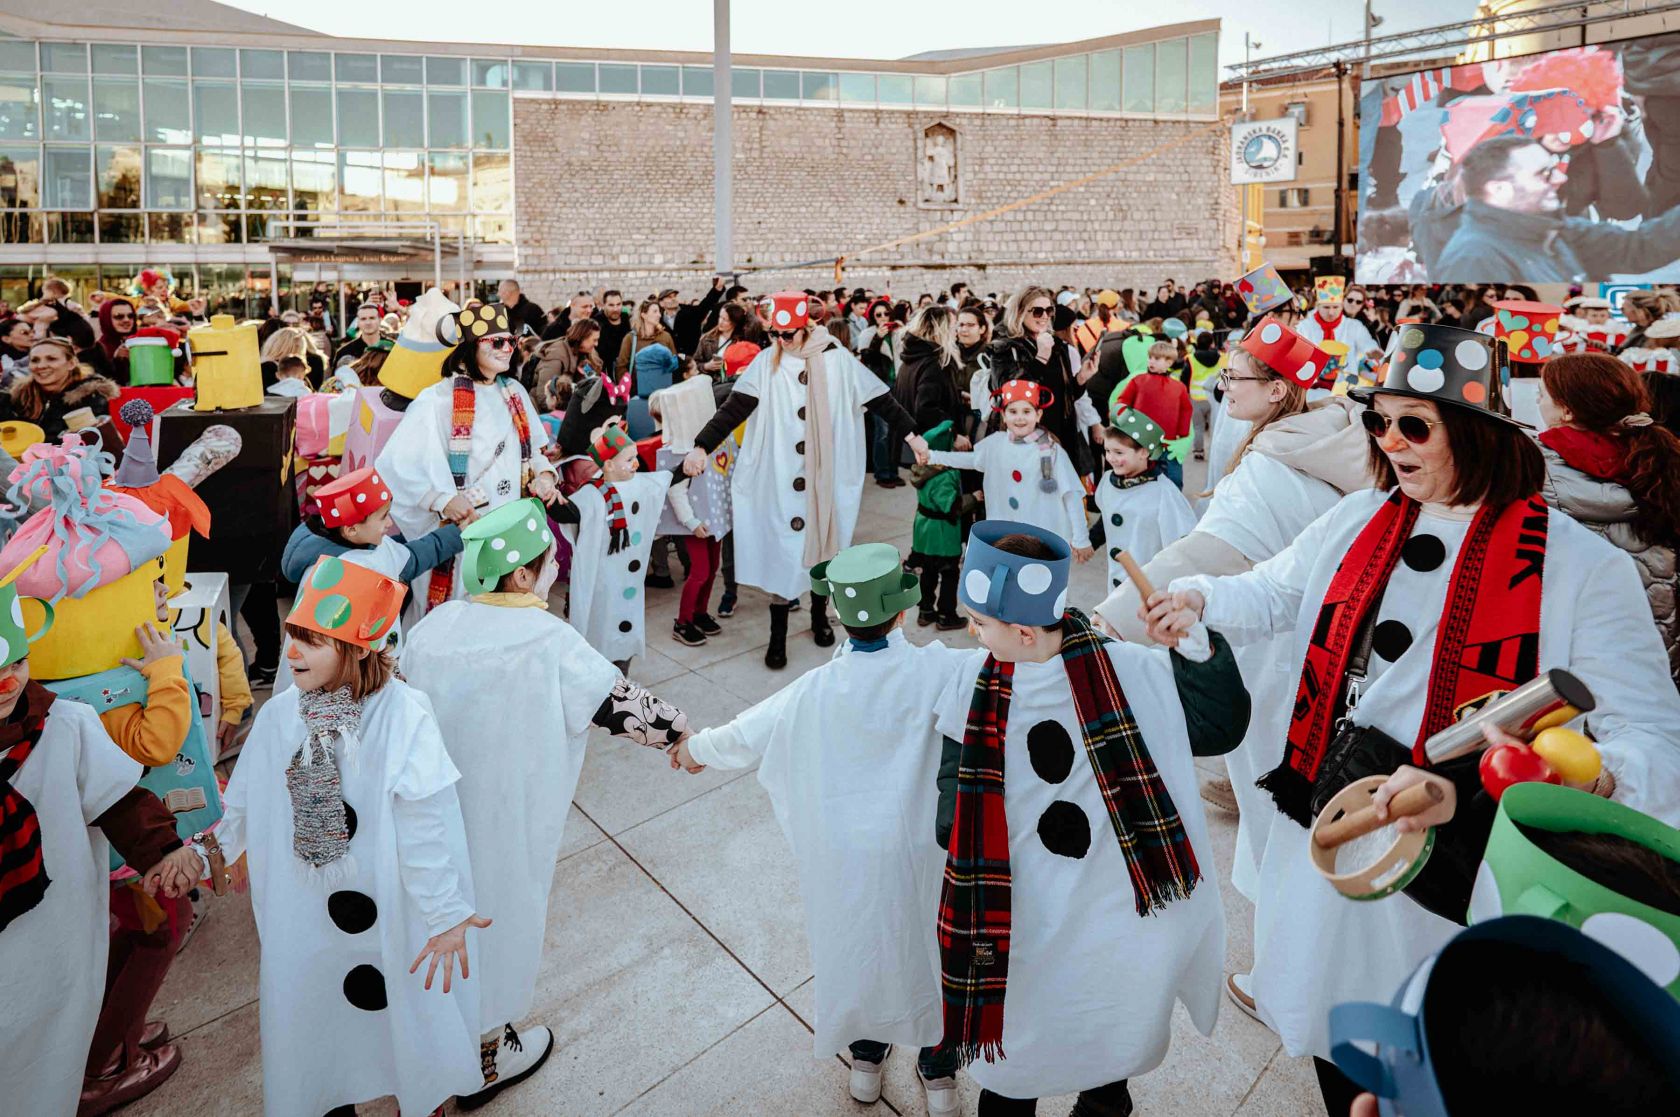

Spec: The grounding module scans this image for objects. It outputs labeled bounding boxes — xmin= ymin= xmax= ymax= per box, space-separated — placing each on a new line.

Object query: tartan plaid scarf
xmin=426 ymin=375 xmax=534 ymax=609
xmin=1259 ymin=491 xmax=1547 ymax=826
xmin=939 ymin=610 xmax=1202 ymax=1062
xmin=0 ymin=683 xmax=56 ymax=934
xmin=589 ymin=475 xmax=631 ymax=554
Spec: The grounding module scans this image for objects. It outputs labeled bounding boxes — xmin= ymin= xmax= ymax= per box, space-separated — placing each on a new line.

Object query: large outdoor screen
xmin=1355 ymin=31 xmax=1680 ymax=285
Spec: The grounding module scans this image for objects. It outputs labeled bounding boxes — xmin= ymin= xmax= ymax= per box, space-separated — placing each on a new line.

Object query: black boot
xmin=765 ymin=603 xmax=790 ymax=669
xmin=809 ymin=591 xmax=835 ymax=647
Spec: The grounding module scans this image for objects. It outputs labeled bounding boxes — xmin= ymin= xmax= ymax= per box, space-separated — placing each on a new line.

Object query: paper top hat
xmin=0 ymin=421 xmax=44 ymax=459
xmin=590 ymin=424 xmax=635 ymax=467
xmin=113 ymin=400 xmax=160 ymax=487
xmin=994 ymin=379 xmax=1053 ymax=410
xmin=1315 ymin=276 xmax=1346 ymax=303
xmin=1492 ymin=300 xmax=1564 ymax=364
xmin=959 ymin=520 xmax=1071 ymax=627
xmin=1109 ymin=405 xmax=1167 ymax=459
xmin=810 ymin=542 xmax=920 ymax=628
xmin=287 ymin=554 xmax=406 ymax=650
xmin=1469 ymin=782 xmax=1680 ymax=996
xmin=0 ymin=545 xmax=54 ymax=669
xmin=462 ymin=497 xmax=554 ymax=596
xmin=1330 ymin=915 xmax=1680 ymax=1117
xmin=1239 ymin=315 xmax=1334 ymax=387
xmin=722 ymin=340 xmax=761 ymax=377
xmin=764 ymin=291 xmax=809 ymax=331
xmin=1351 ymin=322 xmax=1525 ymax=428
xmin=441 ymin=302 xmax=511 ymax=344
xmin=315 ymin=466 xmax=391 ymax=528
xmin=1235 ymin=263 xmax=1293 ymax=315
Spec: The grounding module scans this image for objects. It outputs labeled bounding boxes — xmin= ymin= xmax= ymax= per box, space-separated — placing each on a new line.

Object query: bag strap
xmin=1339 ymin=584 xmax=1387 ymax=719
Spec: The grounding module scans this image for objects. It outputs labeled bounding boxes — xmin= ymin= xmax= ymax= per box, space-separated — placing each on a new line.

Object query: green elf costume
xmin=908 ymin=421 xmax=977 ymax=630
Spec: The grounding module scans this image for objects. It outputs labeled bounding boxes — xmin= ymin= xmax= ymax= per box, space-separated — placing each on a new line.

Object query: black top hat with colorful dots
xmin=1350 ymin=322 xmax=1528 ymax=429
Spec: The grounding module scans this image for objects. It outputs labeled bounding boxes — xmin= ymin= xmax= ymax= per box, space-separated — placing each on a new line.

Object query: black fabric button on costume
xmin=1027 ymin=721 xmax=1076 ymax=783
xmin=797 ymin=406 xmax=806 ymax=420
xmin=342 ymin=964 xmax=388 ymax=1011
xmin=342 ymin=802 xmax=358 ymax=841
xmin=799 ymin=370 xmax=809 ymax=385
xmin=791 ymin=516 xmax=805 ymax=531
xmin=795 ymin=440 xmax=806 ymax=455
xmin=628 ymin=559 xmax=642 ymax=573
xmin=1110 ymin=513 xmax=1124 ymax=527
xmin=327 ymin=891 xmax=378 ymax=935
xmin=630 ymin=501 xmax=640 ymax=515
xmin=792 ymin=477 xmax=806 ymax=492
xmin=1037 ymin=801 xmax=1092 ymax=859
xmin=1402 ymin=534 xmax=1447 ymax=572
xmin=1372 ymin=619 xmax=1415 ymax=662
xmin=617 ymin=620 xmax=634 ymax=633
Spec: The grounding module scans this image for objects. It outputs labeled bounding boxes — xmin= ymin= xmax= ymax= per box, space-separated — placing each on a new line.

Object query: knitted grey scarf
xmin=285 ymin=687 xmax=365 ymax=871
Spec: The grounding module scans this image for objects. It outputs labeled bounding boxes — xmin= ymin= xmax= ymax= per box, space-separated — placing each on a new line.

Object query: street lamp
xmin=1242 ymin=32 xmax=1262 ymax=113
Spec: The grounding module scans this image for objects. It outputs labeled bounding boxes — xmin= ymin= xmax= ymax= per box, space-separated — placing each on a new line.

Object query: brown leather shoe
xmin=79 ymin=1043 xmax=182 ymax=1117
xmin=1200 ymin=775 xmax=1239 ymax=815
xmin=138 ymin=1021 xmax=169 ymax=1051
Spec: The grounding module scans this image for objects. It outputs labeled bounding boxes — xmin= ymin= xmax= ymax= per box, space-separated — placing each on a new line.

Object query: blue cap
xmin=958 ymin=520 xmax=1071 ymax=626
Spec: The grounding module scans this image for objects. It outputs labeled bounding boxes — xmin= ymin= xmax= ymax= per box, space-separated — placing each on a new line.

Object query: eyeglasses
xmin=1344 ymin=297 xmax=1365 ymax=306
xmin=480 ymin=335 xmax=516 ymax=351
xmin=1216 ymin=373 xmax=1267 ymax=389
xmin=1025 ymin=306 xmax=1052 ymax=318
xmin=772 ymin=329 xmax=803 ymax=340
xmin=1361 ymin=409 xmax=1445 ymax=444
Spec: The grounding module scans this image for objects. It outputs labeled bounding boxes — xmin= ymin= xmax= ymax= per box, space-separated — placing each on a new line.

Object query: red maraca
xmin=1479 ymin=743 xmax=1561 ymax=800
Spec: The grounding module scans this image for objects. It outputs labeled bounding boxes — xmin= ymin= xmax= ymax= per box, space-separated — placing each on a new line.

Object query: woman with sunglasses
xmin=1140 ymin=321 xmax=1680 ymax=1115
xmin=683 ymin=291 xmax=924 ymax=669
xmin=84 ymin=296 xmax=138 ymax=383
xmin=379 ymin=303 xmax=558 ymax=606
xmin=987 ymin=285 xmax=1096 ymax=476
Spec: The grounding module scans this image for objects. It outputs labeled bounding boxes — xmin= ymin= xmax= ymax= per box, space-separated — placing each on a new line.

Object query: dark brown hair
xmin=565 ymin=318 xmax=601 ymax=349
xmin=1520 ymin=824 xmax=1680 ymax=917
xmin=1365 ymin=399 xmax=1545 ymax=508
xmin=282 ymin=622 xmax=395 ymax=700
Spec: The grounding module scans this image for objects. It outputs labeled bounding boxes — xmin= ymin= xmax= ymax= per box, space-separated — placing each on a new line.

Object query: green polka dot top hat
xmin=0 ymin=545 xmax=54 ymax=669
xmin=287 ymin=554 xmax=407 ymax=650
xmin=1350 ymin=321 xmax=1528 ymax=428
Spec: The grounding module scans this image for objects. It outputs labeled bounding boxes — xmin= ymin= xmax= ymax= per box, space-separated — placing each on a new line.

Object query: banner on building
xmin=1230 ymin=118 xmax=1300 ymax=185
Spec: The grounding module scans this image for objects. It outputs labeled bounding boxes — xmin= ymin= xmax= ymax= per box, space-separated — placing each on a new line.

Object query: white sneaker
xmin=1226 ymin=971 xmax=1262 ymax=1022
xmin=849 ymin=1049 xmax=887 ymax=1104
xmin=458 ymin=1023 xmax=554 ymax=1110
xmin=918 ymin=1067 xmax=960 ymax=1117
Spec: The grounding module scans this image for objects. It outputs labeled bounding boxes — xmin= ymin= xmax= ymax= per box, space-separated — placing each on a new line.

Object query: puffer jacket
xmin=1540 ymin=444 xmax=1680 ymax=685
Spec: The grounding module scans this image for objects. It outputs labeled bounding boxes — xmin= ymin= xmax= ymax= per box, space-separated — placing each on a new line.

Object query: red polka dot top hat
xmin=314 ymin=466 xmax=391 ymax=529
xmin=1239 ymin=314 xmax=1335 ymax=387
xmin=993 ymin=379 xmax=1054 ymax=409
xmin=763 ymin=291 xmax=810 ymax=332
xmin=1351 ymin=321 xmax=1527 ymax=428
xmin=288 ymin=554 xmax=407 ymax=650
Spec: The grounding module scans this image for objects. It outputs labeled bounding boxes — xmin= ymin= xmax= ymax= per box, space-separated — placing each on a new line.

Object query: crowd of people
xmin=2 ymin=262 xmax=1679 ymax=1117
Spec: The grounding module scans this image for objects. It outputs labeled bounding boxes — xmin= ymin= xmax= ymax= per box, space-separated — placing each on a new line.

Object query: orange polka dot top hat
xmin=313 ymin=466 xmax=391 ymax=529
xmin=957 ymin=520 xmax=1071 ymax=626
xmin=288 ymin=554 xmax=406 ymax=650
xmin=763 ymin=291 xmax=809 ymax=331
xmin=1351 ymin=321 xmax=1526 ymax=428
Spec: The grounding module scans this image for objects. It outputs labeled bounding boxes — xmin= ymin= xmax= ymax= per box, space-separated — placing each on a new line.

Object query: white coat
xmin=1298 ymin=311 xmax=1380 ymax=364
xmin=564 ymin=470 xmax=673 ymax=663
xmin=1092 ymin=471 xmax=1197 ymax=597
xmin=929 ymin=432 xmax=1089 ymax=548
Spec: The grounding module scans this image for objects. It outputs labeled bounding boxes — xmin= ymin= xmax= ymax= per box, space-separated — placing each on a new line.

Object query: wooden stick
xmin=1117 ymin=551 xmax=1155 ymax=601
xmin=1314 ymin=781 xmax=1444 ymax=850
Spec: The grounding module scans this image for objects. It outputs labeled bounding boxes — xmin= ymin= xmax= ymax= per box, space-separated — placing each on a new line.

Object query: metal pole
xmin=1242 ymin=33 xmax=1251 ymax=113
xmin=1333 ymin=60 xmax=1348 ymax=274
xmin=433 ymin=223 xmax=442 ymax=291
xmin=713 ymin=0 xmax=733 ymax=278
xmin=1362 ymin=0 xmax=1375 ymax=81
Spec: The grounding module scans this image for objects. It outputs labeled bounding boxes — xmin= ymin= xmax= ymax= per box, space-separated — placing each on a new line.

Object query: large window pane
xmin=681 ymin=65 xmax=712 ymax=97
xmin=242 ymin=83 xmax=287 ymax=146
xmin=1155 ymin=37 xmax=1187 ymax=114
xmin=191 ymin=48 xmax=236 ymax=79
xmin=802 ymin=72 xmax=838 ymax=101
xmin=193 ymin=80 xmax=236 ymax=144
xmin=383 ymin=151 xmax=425 ymax=212
xmin=2 ymin=212 xmax=42 ymax=244
xmin=878 ymin=74 xmax=912 ymax=104
xmin=335 ymin=53 xmax=377 ymax=83
xmin=42 ymin=43 xmax=88 ymax=74
xmin=983 ymin=67 xmax=1018 ymax=109
xmin=642 ymin=65 xmax=679 ymax=96
xmin=426 ymin=56 xmax=465 ymax=86
xmin=195 ymin=149 xmax=240 ymax=209
xmin=1020 ymin=61 xmax=1051 ymax=109
xmin=382 ymin=54 xmax=424 ymax=84
xmin=428 ymin=90 xmax=466 ymax=147
xmin=93 ymin=79 xmax=141 ymax=142
xmin=555 ymin=62 xmax=594 ymax=93
xmin=93 ymin=45 xmax=138 ymax=76
xmin=513 ymin=61 xmax=552 ymax=91
xmin=47 ymin=212 xmax=95 ymax=243
xmin=195 ymin=211 xmax=238 ymax=244
xmin=289 ymin=51 xmax=331 ymax=82
xmin=427 ymin=152 xmax=467 ymax=211
xmin=598 ymin=64 xmax=636 ymax=94
xmin=96 ymin=145 xmax=141 ymax=207
xmin=289 ymin=86 xmax=332 ymax=147
xmin=915 ymin=75 xmax=947 ymax=106
xmin=43 ymin=76 xmax=90 ymax=140
xmin=240 ymin=49 xmax=283 ymax=80
xmin=762 ymin=70 xmax=798 ymax=100
xmin=338 ymin=151 xmax=381 ymax=213
xmin=382 ymin=88 xmax=423 ymax=147
xmin=949 ymin=73 xmax=982 ymax=107
xmin=1123 ymin=44 xmax=1154 ymax=113
xmin=142 ymin=46 xmax=187 ymax=77
xmin=473 ymin=59 xmax=508 ymax=88
xmin=147 ymin=213 xmax=190 ymax=243
xmin=145 ymin=147 xmax=192 ymax=209
xmin=291 ymin=150 xmax=337 ymax=213
xmin=838 ymin=73 xmax=874 ymax=103
xmin=244 ymin=151 xmax=287 ymax=209
xmin=471 ymin=89 xmax=509 ymax=148
xmin=0 ymin=145 xmax=42 ymax=207
xmin=43 ymin=146 xmax=92 ymax=208
xmin=1188 ymin=33 xmax=1218 ymax=115
xmin=143 ymin=78 xmax=189 ymax=143
xmin=731 ymin=68 xmax=760 ymax=98
xmin=99 ymin=213 xmax=144 ymax=243
xmin=1089 ymin=50 xmax=1120 ymax=112
xmin=336 ymin=87 xmax=379 ymax=148
xmin=471 ymin=152 xmax=510 ymax=213
xmin=0 ymin=77 xmax=39 ymax=141
xmin=1054 ymin=55 xmax=1086 ymax=110
xmin=0 ymin=41 xmax=35 ymax=73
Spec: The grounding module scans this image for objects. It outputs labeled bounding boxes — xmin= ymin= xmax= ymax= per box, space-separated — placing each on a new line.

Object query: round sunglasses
xmin=772 ymin=328 xmax=803 ymax=341
xmin=479 ymin=335 xmax=516 ymax=351
xmin=1361 ymin=408 xmax=1444 ymax=444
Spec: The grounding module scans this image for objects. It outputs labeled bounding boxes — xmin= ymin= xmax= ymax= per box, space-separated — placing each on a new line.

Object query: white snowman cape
xmin=928 ymin=432 xmax=1089 ymax=548
xmin=563 ymin=470 xmax=673 ymax=663
xmin=275 ymin=537 xmax=414 ymax=695
xmin=685 ymin=631 xmax=972 ymax=1058
xmin=377 ymin=375 xmax=554 ymax=604
xmin=400 ymin=598 xmax=619 ymax=1028
xmin=1092 ymin=471 xmax=1197 ymax=597
xmin=216 ymin=682 xmax=483 ymax=1117
xmin=933 ymin=642 xmax=1225 ymax=1098
xmin=0 ymin=702 xmax=139 ymax=1117
xmin=1194 ymin=450 xmax=1344 ymax=900
xmin=1176 ymin=489 xmax=1680 ymax=1059
xmin=729 ymin=343 xmax=886 ymax=600
xmin=1298 ymin=311 xmax=1379 ymax=363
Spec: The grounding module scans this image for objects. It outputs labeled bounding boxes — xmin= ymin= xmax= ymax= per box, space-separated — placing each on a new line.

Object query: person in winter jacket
xmin=0 ymin=337 xmax=120 ymax=441
xmin=987 ymin=286 xmax=1095 ymax=477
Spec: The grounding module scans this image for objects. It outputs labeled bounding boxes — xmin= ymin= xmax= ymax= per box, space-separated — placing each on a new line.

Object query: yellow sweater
xmin=98 ymin=656 xmax=193 ymax=767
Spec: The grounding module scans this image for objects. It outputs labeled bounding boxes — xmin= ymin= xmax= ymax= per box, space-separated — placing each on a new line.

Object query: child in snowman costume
xmin=0 ymin=549 xmax=202 ymax=1117
xmin=671 ymin=542 xmax=971 ymax=1116
xmin=933 ymin=521 xmax=1247 ymax=1115
xmin=563 ymin=424 xmax=673 ymax=672
xmin=208 ymin=557 xmax=486 ymax=1117
xmin=921 ymin=380 xmax=1093 ymax=563
xmin=1093 ymin=407 xmax=1198 ymax=598
xmin=400 ymin=497 xmax=694 ymax=1110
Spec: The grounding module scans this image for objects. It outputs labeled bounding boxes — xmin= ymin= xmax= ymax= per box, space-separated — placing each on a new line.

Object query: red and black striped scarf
xmin=938 ymin=610 xmax=1201 ymax=1063
xmin=1260 ymin=491 xmax=1547 ymax=825
xmin=589 ymin=476 xmax=630 ymax=554
xmin=1 ymin=683 xmax=57 ymax=934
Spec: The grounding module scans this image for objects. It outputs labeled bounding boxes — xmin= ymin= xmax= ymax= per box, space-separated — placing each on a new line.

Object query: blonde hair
xmin=260 ymin=325 xmax=314 ymax=364
xmin=1220 ymin=349 xmax=1308 ymax=481
xmin=905 ymin=304 xmax=961 ymax=369
xmin=1004 ymin=285 xmax=1056 ymax=336
xmin=1624 ymin=290 xmax=1680 ymax=325
xmin=1148 ymin=340 xmax=1177 ymax=361
xmin=11 ymin=338 xmax=104 ymax=420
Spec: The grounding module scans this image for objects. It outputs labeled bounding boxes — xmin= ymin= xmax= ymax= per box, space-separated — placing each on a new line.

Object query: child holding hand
xmin=1094 ymin=407 xmax=1198 ymax=596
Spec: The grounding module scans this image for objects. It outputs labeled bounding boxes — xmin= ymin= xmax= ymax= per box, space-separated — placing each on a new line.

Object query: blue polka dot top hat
xmin=1350 ymin=321 xmax=1530 ymax=428
xmin=958 ymin=520 xmax=1072 ymax=626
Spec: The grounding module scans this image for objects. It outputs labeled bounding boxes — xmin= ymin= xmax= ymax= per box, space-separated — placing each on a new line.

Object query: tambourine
xmin=1309 ymin=776 xmax=1443 ymax=901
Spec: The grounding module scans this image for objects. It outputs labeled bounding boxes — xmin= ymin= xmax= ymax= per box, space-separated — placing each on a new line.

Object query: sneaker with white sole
xmin=849 ymin=1050 xmax=886 ymax=1104
xmin=457 ymin=1023 xmax=554 ymax=1111
xmin=1226 ymin=971 xmax=1262 ymax=1022
xmin=918 ymin=1068 xmax=960 ymax=1117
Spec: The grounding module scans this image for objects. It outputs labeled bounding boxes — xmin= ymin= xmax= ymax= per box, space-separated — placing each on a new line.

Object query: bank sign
xmin=1230 ymin=118 xmax=1299 ymax=185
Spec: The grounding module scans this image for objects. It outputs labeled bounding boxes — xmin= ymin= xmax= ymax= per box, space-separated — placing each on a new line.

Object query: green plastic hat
xmin=1109 ymin=405 xmax=1167 ymax=459
xmin=810 ymin=542 xmax=920 ymax=628
xmin=1470 ymin=782 xmax=1680 ymax=997
xmin=461 ymin=497 xmax=555 ymax=595
xmin=0 ymin=545 xmax=54 ymax=669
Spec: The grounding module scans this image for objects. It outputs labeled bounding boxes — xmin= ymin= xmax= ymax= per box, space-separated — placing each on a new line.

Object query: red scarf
xmin=0 ymin=683 xmax=57 ymax=934
xmin=1260 ymin=492 xmax=1548 ymax=825
xmin=1538 ymin=426 xmax=1628 ymax=484
xmin=589 ymin=476 xmax=630 ymax=553
xmin=1312 ymin=310 xmax=1344 ymax=340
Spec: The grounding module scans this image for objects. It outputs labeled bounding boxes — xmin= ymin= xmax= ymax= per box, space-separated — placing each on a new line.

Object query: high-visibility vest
xmin=1188 ymin=352 xmax=1225 ymax=402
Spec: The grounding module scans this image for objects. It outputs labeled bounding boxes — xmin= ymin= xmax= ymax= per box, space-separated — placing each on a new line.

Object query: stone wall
xmin=513 ymin=98 xmax=1238 ymax=308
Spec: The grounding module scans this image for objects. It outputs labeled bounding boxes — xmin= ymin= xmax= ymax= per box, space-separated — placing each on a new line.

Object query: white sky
xmin=221 ymin=0 xmax=1482 ymax=70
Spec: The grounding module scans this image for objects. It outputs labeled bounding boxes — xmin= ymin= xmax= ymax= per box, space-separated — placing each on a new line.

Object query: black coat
xmin=896 ymin=333 xmax=965 ymax=436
